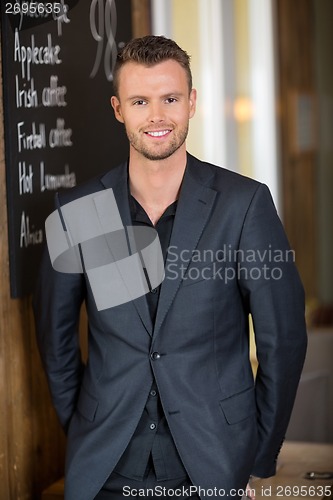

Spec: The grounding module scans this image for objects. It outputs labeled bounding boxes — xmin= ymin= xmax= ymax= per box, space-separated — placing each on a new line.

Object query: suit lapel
xmin=96 ymin=156 xmax=217 ymax=338
xmin=153 ymin=155 xmax=217 ymax=337
xmin=99 ymin=163 xmax=153 ymax=336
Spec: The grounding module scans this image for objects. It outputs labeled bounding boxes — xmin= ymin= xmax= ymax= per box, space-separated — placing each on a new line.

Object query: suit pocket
xmin=76 ymin=386 xmax=99 ymax=422
xmin=219 ymin=387 xmax=256 ymax=425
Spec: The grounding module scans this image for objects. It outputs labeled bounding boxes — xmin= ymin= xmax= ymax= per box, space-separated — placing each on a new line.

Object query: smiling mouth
xmin=145 ymin=130 xmax=171 ymax=137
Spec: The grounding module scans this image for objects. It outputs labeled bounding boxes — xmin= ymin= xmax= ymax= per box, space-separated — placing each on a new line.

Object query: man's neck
xmin=128 ymin=149 xmax=187 ymax=225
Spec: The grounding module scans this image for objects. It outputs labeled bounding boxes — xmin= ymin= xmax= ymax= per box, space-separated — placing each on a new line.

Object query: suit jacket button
xmin=151 ymin=352 xmax=161 ymax=360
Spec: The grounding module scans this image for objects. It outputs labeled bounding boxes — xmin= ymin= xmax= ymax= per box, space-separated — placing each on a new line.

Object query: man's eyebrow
xmin=161 ymin=92 xmax=185 ymax=98
xmin=126 ymin=95 xmax=148 ymax=102
xmin=126 ymin=92 xmax=186 ymax=102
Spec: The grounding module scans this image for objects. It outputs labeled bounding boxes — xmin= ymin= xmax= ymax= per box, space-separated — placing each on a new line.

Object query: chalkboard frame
xmin=0 ymin=0 xmax=150 ymax=298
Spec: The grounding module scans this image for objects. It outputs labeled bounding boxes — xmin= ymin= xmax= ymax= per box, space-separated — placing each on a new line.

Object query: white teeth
xmin=146 ymin=130 xmax=170 ymax=137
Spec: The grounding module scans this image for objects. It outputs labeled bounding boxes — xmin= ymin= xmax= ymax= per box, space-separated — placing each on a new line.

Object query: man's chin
xmin=138 ymin=145 xmax=179 ymax=162
xmin=143 ymin=151 xmax=175 ymax=161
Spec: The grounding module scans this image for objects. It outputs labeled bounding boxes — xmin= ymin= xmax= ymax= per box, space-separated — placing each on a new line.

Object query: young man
xmin=34 ymin=36 xmax=307 ymax=500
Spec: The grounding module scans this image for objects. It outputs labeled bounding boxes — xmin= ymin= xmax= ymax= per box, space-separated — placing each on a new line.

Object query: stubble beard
xmin=126 ymin=124 xmax=189 ymax=161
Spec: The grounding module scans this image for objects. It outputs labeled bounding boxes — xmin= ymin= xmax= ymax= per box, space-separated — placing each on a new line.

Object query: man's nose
xmin=148 ymin=102 xmax=165 ymax=122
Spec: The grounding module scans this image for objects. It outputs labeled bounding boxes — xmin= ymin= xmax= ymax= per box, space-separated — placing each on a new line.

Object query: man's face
xmin=111 ymin=60 xmax=196 ymax=162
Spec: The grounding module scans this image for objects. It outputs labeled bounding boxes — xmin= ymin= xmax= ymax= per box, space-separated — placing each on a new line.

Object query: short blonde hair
xmin=113 ymin=35 xmax=192 ymax=96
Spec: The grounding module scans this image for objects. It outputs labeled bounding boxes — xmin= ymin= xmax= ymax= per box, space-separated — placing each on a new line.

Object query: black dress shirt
xmin=113 ymin=195 xmax=187 ymax=481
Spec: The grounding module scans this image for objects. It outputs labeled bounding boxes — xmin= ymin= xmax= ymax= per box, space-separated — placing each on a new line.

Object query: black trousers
xmin=94 ymin=468 xmax=200 ymax=499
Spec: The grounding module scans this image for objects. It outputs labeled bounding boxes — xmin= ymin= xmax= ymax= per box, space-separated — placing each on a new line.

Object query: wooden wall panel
xmin=0 ymin=67 xmax=66 ymax=493
xmin=276 ymin=0 xmax=317 ymax=298
xmin=0 ymin=71 xmax=10 ymax=489
xmin=132 ymin=0 xmax=151 ymax=38
xmin=0 ymin=2 xmax=150 ymax=498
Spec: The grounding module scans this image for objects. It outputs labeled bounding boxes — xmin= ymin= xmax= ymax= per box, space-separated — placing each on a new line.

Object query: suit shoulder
xmin=56 ymin=162 xmax=126 ymax=206
xmin=212 ymin=164 xmax=260 ymax=191
xmin=58 ymin=176 xmax=103 ymax=205
xmin=188 ymin=154 xmax=262 ymax=194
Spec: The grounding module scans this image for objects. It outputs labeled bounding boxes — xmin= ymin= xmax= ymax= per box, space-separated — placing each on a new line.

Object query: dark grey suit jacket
xmin=34 ymin=153 xmax=307 ymax=500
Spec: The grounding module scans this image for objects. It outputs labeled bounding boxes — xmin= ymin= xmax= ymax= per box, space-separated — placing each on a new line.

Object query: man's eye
xmin=133 ymin=100 xmax=146 ymax=106
xmin=166 ymin=97 xmax=177 ymax=104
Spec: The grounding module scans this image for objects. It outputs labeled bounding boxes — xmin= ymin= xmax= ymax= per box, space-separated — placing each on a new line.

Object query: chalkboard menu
xmin=0 ymin=0 xmax=133 ymax=297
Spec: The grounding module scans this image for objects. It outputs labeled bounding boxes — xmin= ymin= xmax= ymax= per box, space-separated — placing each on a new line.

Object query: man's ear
xmin=110 ymin=96 xmax=124 ymax=123
xmin=189 ymin=88 xmax=197 ymax=119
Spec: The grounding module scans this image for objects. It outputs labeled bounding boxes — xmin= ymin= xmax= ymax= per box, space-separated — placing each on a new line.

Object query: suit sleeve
xmin=238 ymin=183 xmax=307 ymax=477
xmin=33 ymin=242 xmax=86 ymax=432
